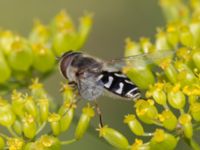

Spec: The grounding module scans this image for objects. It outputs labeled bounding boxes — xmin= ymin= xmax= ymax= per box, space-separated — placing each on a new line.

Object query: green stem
xmin=61 ymin=138 xmax=77 ymax=145
xmin=143 ymin=133 xmax=153 ymax=136
xmin=179 ymin=109 xmax=185 ymax=115
xmin=0 ymin=133 xmax=9 ymax=139
xmin=7 ymin=126 xmax=18 ymax=137
xmin=185 ymin=138 xmax=200 ymax=150
xmin=36 ymin=122 xmax=46 ymax=135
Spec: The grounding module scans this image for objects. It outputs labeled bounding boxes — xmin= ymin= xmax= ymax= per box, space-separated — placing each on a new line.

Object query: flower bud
xmin=38 ymin=98 xmax=49 ymax=123
xmin=51 ymin=11 xmax=77 ymax=55
xmin=29 ymin=79 xmax=47 ymax=99
xmin=190 ymin=19 xmax=200 ymax=47
xmin=140 ymin=38 xmax=153 ymax=53
xmin=48 ymin=113 xmax=61 ymax=136
xmin=159 ymin=110 xmax=178 ymax=130
xmin=7 ymin=138 xmax=24 ymax=150
xmin=0 ymin=99 xmax=16 ymax=127
xmin=22 ymin=114 xmax=37 ymax=139
xmin=155 ymin=29 xmax=171 ymax=50
xmin=24 ymin=142 xmax=36 ymax=150
xmin=7 ymin=36 xmax=33 ymax=71
xmin=98 ymin=125 xmax=130 ymax=149
xmin=150 ymin=129 xmax=177 ymax=150
xmin=131 ymin=139 xmax=149 ymax=150
xmin=75 ymin=104 xmax=95 ymax=140
xmin=75 ymin=13 xmax=93 ymax=49
xmin=51 ymin=10 xmax=75 ymax=34
xmin=37 ymin=135 xmax=61 ymax=150
xmin=0 ymin=136 xmax=5 ymax=149
xmin=61 ymin=83 xmax=75 ymax=103
xmin=0 ymin=51 xmax=11 ymax=84
xmin=159 ymin=0 xmax=189 ymax=22
xmin=12 ymin=120 xmax=23 ymax=135
xmin=152 ymin=89 xmax=167 ymax=106
xmin=175 ymin=61 xmax=197 ymax=86
xmin=179 ymin=25 xmax=194 ymax=47
xmin=32 ymin=43 xmax=55 ymax=73
xmin=11 ymin=90 xmax=25 ymax=117
xmin=163 ymin=64 xmax=178 ymax=84
xmin=24 ymin=96 xmax=37 ymax=118
xmin=124 ymin=67 xmax=155 ymax=89
xmin=59 ymin=102 xmax=75 ymax=132
xmin=166 ymin=23 xmax=179 ymax=47
xmin=190 ymin=102 xmax=200 ymax=121
xmin=52 ymin=32 xmax=77 ymax=56
xmin=146 ymin=82 xmax=167 ymax=106
xmin=179 ymin=114 xmax=193 ymax=139
xmin=0 ymin=30 xmax=15 ymax=55
xmin=124 ymin=38 xmax=141 ymax=56
xmin=124 ymin=114 xmax=144 ymax=136
xmin=167 ymin=84 xmax=186 ymax=109
xmin=124 ymin=38 xmax=155 ymax=89
xmin=183 ymin=84 xmax=200 ymax=99
xmin=135 ymin=99 xmax=158 ymax=124
xmin=29 ymin=20 xmax=50 ymax=44
xmin=192 ymin=50 xmax=200 ymax=70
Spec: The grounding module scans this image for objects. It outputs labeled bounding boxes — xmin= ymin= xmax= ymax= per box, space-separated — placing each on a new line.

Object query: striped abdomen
xmin=98 ymin=71 xmax=141 ymax=100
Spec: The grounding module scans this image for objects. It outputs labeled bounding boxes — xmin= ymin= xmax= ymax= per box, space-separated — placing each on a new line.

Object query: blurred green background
xmin=0 ymin=0 xmax=193 ymax=149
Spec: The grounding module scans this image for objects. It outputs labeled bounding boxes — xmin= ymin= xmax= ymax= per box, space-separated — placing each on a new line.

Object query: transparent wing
xmin=77 ymin=72 xmax=104 ymax=101
xmin=105 ymin=50 xmax=176 ymax=70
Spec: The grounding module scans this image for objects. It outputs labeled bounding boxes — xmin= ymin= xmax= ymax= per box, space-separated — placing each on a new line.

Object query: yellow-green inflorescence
xmin=0 ymin=0 xmax=200 ymax=150
xmin=0 ymin=79 xmax=97 ymax=149
xmin=0 ymin=10 xmax=92 ymax=89
xmin=98 ymin=0 xmax=200 ymax=149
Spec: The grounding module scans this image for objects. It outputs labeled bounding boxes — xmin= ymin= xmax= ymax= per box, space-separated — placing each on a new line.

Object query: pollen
xmin=158 ymin=114 xmax=165 ymax=122
xmin=154 ymin=82 xmax=165 ymax=90
xmin=97 ymin=125 xmax=108 ymax=137
xmin=183 ymin=84 xmax=200 ymax=96
xmin=172 ymin=83 xmax=181 ymax=92
xmin=153 ymin=129 xmax=165 ymax=142
xmin=48 ymin=113 xmax=61 ymax=122
xmin=29 ymin=78 xmax=43 ymax=90
xmin=7 ymin=138 xmax=24 ymax=150
xmin=82 ymin=103 xmax=95 ymax=117
xmin=147 ymin=99 xmax=155 ymax=105
xmin=167 ymin=24 xmax=176 ymax=32
xmin=24 ymin=114 xmax=34 ymax=123
xmin=131 ymin=139 xmax=143 ymax=150
xmin=159 ymin=57 xmax=171 ymax=69
xmin=11 ymin=90 xmax=23 ymax=101
xmin=11 ymin=38 xmax=23 ymax=52
xmin=179 ymin=114 xmax=191 ymax=125
xmin=33 ymin=20 xmax=48 ymax=35
xmin=124 ymin=114 xmax=136 ymax=123
xmin=125 ymin=38 xmax=135 ymax=50
xmin=40 ymin=135 xmax=53 ymax=147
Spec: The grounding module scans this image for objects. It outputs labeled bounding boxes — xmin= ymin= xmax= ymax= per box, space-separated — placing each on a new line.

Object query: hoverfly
xmin=59 ymin=50 xmax=175 ymax=101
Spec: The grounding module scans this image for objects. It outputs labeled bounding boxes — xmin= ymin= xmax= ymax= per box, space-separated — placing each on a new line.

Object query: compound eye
xmin=59 ymin=56 xmax=73 ymax=79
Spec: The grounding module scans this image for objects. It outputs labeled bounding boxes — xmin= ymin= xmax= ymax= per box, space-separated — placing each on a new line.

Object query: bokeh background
xmin=0 ymin=0 xmax=193 ymax=149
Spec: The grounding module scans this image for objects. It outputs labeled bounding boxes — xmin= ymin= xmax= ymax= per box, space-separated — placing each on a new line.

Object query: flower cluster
xmin=0 ymin=10 xmax=92 ymax=89
xmin=96 ymin=0 xmax=200 ymax=149
xmin=0 ymin=79 xmax=96 ymax=150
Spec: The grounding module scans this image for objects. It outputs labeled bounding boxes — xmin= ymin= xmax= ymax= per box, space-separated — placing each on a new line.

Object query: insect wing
xmin=105 ymin=50 xmax=176 ymax=70
xmin=77 ymin=73 xmax=104 ymax=101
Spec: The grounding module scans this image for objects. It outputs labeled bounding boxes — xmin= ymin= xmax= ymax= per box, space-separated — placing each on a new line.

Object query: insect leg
xmin=94 ymin=101 xmax=104 ymax=127
xmin=61 ymin=98 xmax=81 ymax=117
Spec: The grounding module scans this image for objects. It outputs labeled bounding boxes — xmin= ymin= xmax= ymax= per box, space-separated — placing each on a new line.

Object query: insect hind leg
xmin=94 ymin=101 xmax=104 ymax=127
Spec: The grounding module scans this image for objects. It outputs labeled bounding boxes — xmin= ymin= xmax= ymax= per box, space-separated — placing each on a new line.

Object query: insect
xmin=59 ymin=50 xmax=174 ymax=101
